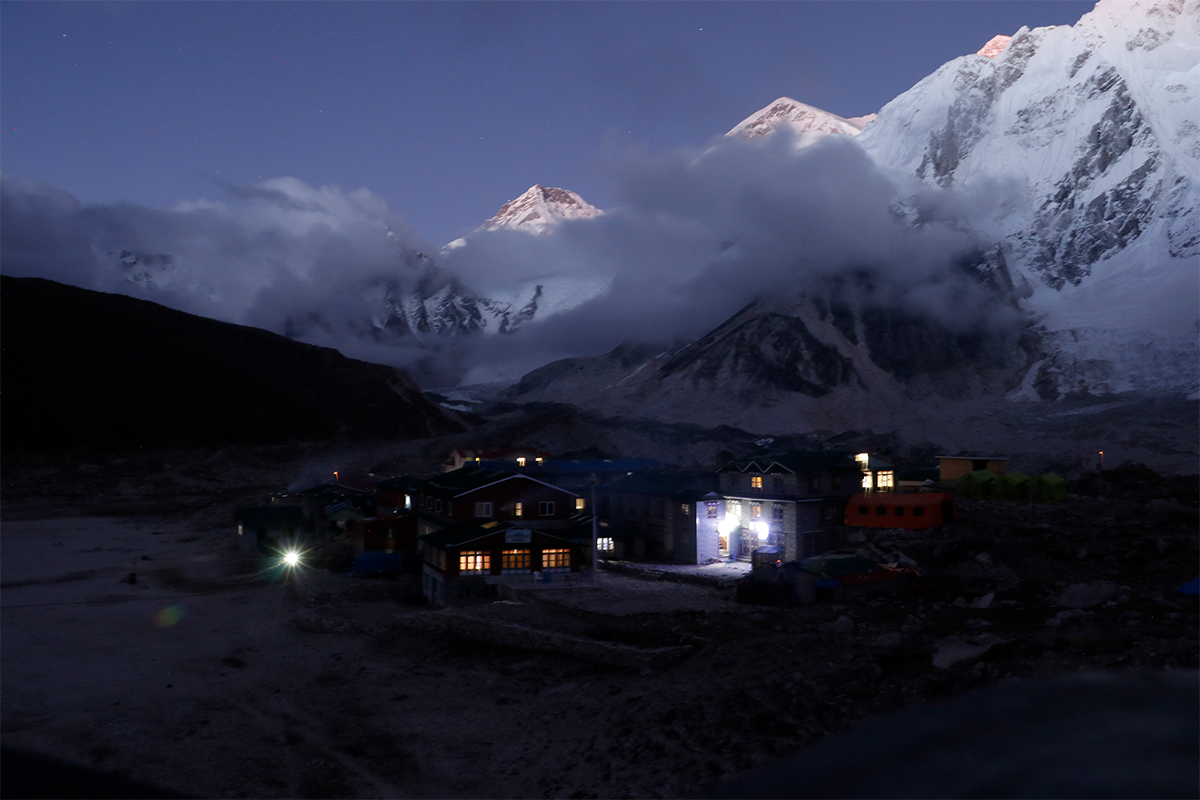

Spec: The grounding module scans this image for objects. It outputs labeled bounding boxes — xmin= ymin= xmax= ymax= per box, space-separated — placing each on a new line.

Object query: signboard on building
xmin=505 ymin=528 xmax=532 ymax=543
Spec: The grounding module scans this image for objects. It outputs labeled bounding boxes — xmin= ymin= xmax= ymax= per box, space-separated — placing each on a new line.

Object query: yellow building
xmin=938 ymin=456 xmax=1009 ymax=482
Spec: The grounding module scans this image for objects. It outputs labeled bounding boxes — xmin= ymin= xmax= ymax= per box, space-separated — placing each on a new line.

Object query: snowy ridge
xmin=856 ymin=0 xmax=1199 ymax=398
xmin=727 ymin=97 xmax=876 ymax=141
xmin=977 ymin=35 xmax=1013 ymax=58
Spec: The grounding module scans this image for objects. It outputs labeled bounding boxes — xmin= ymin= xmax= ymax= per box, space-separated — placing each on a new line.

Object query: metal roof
xmin=938 ymin=455 xmax=1010 ymax=461
xmin=422 ymin=466 xmax=577 ymax=498
xmin=418 ymin=520 xmax=579 ymax=550
xmin=723 ymin=450 xmax=862 ymax=474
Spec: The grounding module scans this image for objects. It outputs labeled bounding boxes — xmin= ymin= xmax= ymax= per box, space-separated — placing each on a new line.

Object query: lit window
xmin=513 ymin=501 xmax=523 ymax=518
xmin=539 ymin=501 xmax=555 ymax=516
xmin=680 ymin=503 xmax=689 ymax=515
xmin=597 ymin=537 xmax=614 ymax=552
xmin=517 ymin=457 xmax=527 ymax=467
xmin=706 ymin=502 xmax=718 ymax=519
xmin=862 ymin=473 xmax=874 ymax=491
xmin=752 ymin=504 xmax=762 ymax=519
xmin=772 ymin=504 xmax=784 ymax=522
xmin=501 ymin=549 xmax=530 ymax=573
xmin=576 ymin=498 xmax=586 ymax=511
xmin=460 ymin=550 xmax=489 ymax=573
xmin=535 ymin=457 xmax=544 ymax=465
xmin=542 ymin=548 xmax=570 ymax=572
xmin=751 ymin=476 xmax=763 ymax=490
xmin=475 ymin=501 xmax=493 ymax=517
xmin=877 ymin=471 xmax=894 ymax=489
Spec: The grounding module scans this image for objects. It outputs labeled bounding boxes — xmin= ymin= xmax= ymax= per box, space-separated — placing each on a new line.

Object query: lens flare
xmin=153 ymin=605 xmax=186 ymax=628
xmin=282 ymin=550 xmax=302 ymax=567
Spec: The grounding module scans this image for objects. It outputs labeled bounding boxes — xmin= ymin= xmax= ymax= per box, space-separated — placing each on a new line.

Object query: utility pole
xmin=589 ymin=472 xmax=599 ymax=584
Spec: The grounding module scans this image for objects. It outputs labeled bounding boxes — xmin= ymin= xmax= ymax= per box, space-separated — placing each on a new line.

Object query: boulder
xmin=970 ymin=593 xmax=995 ymax=609
xmin=1057 ymin=581 xmax=1118 ymax=608
xmin=871 ymin=632 xmax=905 ymax=649
xmin=932 ymin=638 xmax=993 ymax=669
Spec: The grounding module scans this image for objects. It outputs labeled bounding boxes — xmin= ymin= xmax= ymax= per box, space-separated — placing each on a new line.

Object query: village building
xmin=375 ymin=475 xmax=422 ymax=514
xmin=596 ymin=471 xmax=724 ymax=563
xmin=484 ymin=458 xmax=663 ymax=492
xmin=235 ymin=506 xmax=307 ymax=554
xmin=413 ymin=465 xmax=581 ymax=537
xmin=350 ymin=514 xmax=419 ymax=556
xmin=442 ymin=448 xmax=552 ymax=472
xmin=718 ymin=451 xmax=883 ymax=562
xmin=269 ymin=482 xmax=375 ymax=539
xmin=419 ymin=520 xmax=584 ymax=605
xmin=843 ymin=491 xmax=957 ymax=528
xmin=938 ymin=455 xmax=1009 ymax=482
xmin=348 ymin=513 xmax=421 ymax=573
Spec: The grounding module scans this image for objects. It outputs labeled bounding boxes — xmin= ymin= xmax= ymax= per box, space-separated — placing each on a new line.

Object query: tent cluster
xmin=955 ymin=470 xmax=1067 ymax=501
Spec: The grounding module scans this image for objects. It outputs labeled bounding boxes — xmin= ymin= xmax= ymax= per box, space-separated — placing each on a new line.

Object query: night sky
xmin=4 ymin=1 xmax=1096 ymax=246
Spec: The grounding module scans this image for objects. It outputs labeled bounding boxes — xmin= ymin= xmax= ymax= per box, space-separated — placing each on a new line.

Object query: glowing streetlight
xmin=282 ymin=550 xmax=302 ymax=568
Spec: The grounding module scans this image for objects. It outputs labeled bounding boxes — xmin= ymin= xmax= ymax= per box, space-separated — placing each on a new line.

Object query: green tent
xmin=956 ymin=468 xmax=998 ymax=499
xmin=993 ymin=470 xmax=1032 ymax=501
xmin=1031 ymin=472 xmax=1068 ymax=502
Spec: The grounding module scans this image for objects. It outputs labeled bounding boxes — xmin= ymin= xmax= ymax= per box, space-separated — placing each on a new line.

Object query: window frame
xmin=474 ymin=501 xmax=494 ymax=518
xmin=501 ymin=548 xmax=531 ymax=573
xmin=459 ymin=550 xmax=489 ymax=574
xmin=541 ymin=548 xmax=571 ymax=572
xmin=538 ymin=501 xmax=556 ymax=517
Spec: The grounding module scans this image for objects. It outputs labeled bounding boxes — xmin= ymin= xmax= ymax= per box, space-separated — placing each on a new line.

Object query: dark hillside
xmin=1 ymin=277 xmax=464 ymax=451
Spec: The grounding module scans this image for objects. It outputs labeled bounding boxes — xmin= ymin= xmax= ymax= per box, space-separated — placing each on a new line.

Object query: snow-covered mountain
xmin=371 ymin=185 xmax=610 ymax=343
xmin=856 ymin=0 xmax=1199 ymax=399
xmin=727 ymin=97 xmax=876 ymax=142
xmin=503 ymin=0 xmax=1198 ymax=430
xmin=480 ymin=184 xmax=605 ymax=234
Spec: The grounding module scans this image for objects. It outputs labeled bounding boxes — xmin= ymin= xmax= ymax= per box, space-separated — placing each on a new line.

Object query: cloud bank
xmin=2 ymin=132 xmax=1017 ymax=387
